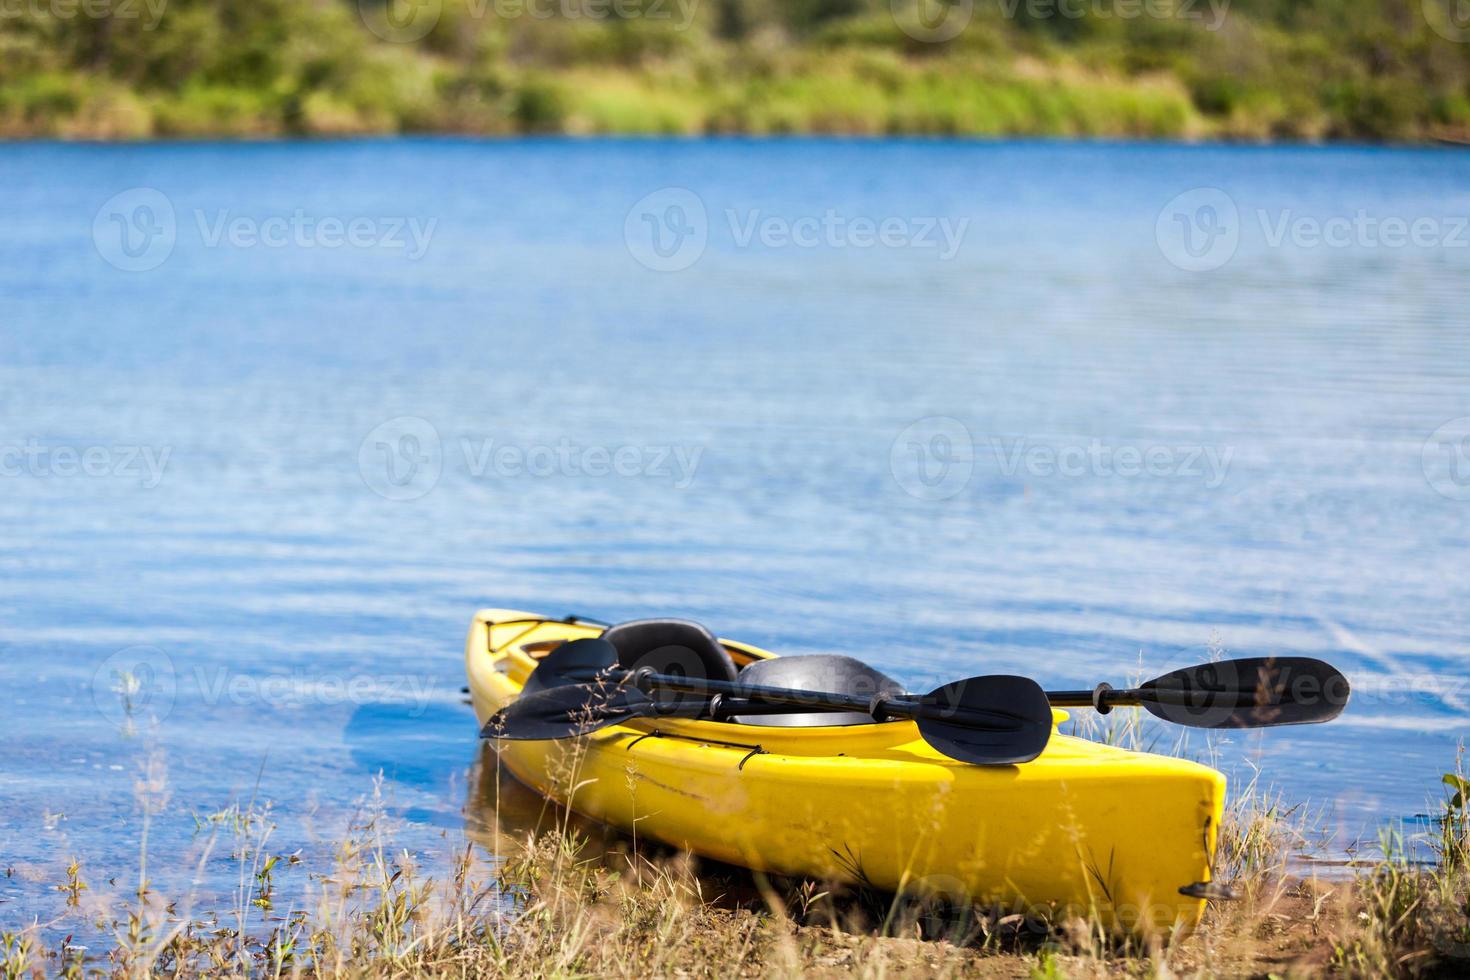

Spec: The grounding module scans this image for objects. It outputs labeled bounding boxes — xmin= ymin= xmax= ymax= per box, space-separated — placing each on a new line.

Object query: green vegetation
xmin=1 ymin=0 xmax=1468 ymax=140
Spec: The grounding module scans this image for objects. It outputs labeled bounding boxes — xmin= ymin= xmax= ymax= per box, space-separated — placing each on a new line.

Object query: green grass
xmin=1 ymin=1 xmax=1468 ymax=140
xmin=1331 ymin=753 xmax=1470 ymax=977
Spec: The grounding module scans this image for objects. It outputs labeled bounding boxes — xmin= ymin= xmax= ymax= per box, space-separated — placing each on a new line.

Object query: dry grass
xmin=4 ymin=738 xmax=1468 ymax=978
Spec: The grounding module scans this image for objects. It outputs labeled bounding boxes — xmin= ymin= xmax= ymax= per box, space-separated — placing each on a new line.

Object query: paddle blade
xmin=1140 ymin=657 xmax=1350 ymax=728
xmin=481 ymin=683 xmax=654 ymax=741
xmin=916 ymin=675 xmax=1053 ymax=765
xmin=521 ymin=637 xmax=621 ymax=696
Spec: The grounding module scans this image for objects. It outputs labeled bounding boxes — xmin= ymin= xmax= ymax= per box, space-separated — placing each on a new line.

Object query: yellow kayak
xmin=465 ymin=608 xmax=1227 ymax=934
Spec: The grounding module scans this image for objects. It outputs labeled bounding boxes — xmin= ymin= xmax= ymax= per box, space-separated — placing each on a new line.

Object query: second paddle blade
xmin=916 ymin=674 xmax=1053 ymax=766
xmin=521 ymin=637 xmax=621 ymax=696
xmin=1141 ymin=656 xmax=1351 ymax=728
xmin=481 ymin=682 xmax=654 ymax=741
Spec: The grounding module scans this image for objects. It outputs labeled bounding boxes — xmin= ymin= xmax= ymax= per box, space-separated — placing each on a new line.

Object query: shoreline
xmin=3 ymin=132 xmax=1468 ymax=149
xmin=6 ymin=771 xmax=1465 ymax=978
xmin=6 ymin=741 xmax=1466 ymax=977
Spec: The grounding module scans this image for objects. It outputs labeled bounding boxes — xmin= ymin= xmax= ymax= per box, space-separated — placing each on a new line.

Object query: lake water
xmin=2 ymin=138 xmax=1468 ymax=931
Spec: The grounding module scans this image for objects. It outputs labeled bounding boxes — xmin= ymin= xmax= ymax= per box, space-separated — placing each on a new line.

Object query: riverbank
xmin=7 ymin=753 xmax=1467 ymax=978
xmin=3 ymin=1 xmax=1469 ymax=142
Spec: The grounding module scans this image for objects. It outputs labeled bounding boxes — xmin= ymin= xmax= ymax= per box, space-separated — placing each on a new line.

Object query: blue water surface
xmin=1 ymin=138 xmax=1468 ymax=930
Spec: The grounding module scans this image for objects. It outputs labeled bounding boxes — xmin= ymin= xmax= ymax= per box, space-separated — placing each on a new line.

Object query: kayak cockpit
xmin=517 ymin=616 xmax=913 ymax=728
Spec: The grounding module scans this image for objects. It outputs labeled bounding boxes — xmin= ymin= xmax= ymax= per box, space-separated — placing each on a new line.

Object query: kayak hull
xmin=465 ymin=609 xmax=1226 ymax=934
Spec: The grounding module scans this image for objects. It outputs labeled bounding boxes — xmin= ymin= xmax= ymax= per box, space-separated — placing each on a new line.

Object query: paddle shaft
xmin=578 ymin=671 xmax=1257 ymax=719
xmin=579 ymin=667 xmax=1029 ymax=730
xmin=673 ymin=680 xmax=1272 ymax=716
xmin=1046 ymin=683 xmax=1272 ymax=712
xmin=593 ymin=668 xmax=1263 ymax=716
xmin=573 ymin=663 xmax=1293 ymax=726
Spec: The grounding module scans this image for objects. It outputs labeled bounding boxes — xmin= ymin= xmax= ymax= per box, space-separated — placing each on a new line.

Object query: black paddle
xmin=485 ymin=639 xmax=1054 ymax=766
xmin=483 ymin=640 xmax=1350 ymax=765
xmin=516 ymin=638 xmax=1350 ymax=730
xmin=1046 ymin=656 xmax=1351 ymax=728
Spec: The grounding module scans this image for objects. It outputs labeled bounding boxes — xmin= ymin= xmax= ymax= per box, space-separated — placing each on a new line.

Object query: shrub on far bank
xmin=0 ymin=1 xmax=1466 ymax=139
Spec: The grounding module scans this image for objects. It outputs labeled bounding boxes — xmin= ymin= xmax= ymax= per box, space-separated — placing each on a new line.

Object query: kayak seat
xmin=601 ymin=618 xmax=739 ymax=683
xmin=732 ymin=655 xmax=905 ymax=727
